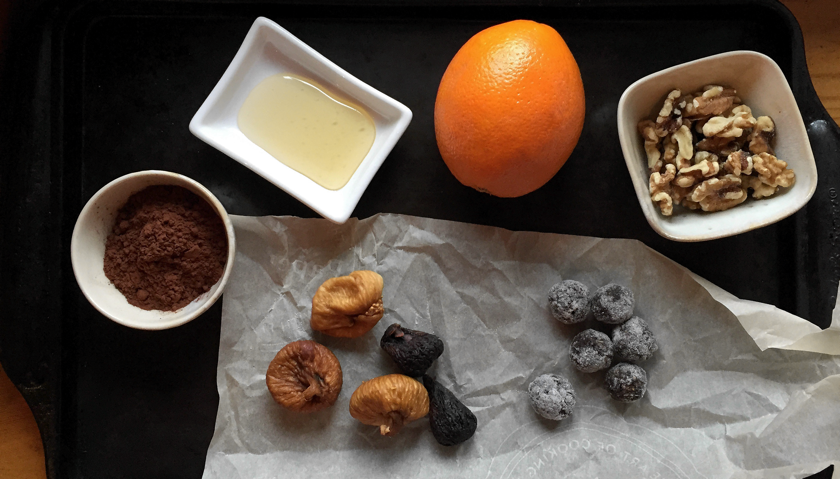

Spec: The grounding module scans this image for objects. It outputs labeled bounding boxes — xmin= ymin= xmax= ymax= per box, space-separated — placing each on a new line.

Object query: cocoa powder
xmin=103 ymin=185 xmax=228 ymax=311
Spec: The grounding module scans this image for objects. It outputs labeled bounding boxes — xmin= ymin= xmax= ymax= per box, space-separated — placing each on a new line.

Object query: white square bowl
xmin=617 ymin=50 xmax=818 ymax=242
xmin=189 ymin=17 xmax=412 ymax=223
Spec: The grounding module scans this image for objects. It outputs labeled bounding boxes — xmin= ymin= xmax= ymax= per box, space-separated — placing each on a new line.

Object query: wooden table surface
xmin=1 ymin=1 xmax=838 ymax=477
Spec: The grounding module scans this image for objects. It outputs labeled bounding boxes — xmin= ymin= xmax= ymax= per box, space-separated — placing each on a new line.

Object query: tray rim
xmin=1 ymin=1 xmax=838 ymax=478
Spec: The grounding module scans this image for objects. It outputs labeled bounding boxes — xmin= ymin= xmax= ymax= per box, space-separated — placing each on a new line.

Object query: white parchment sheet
xmin=202 ymin=214 xmax=840 ymax=479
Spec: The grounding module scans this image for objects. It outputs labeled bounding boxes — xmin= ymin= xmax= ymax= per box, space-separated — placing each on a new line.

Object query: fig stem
xmin=380 ymin=411 xmax=405 ymax=436
xmin=302 ymin=373 xmax=324 ymax=401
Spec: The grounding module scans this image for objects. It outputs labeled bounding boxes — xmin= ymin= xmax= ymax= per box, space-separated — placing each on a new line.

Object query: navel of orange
xmin=434 ymin=20 xmax=585 ymax=198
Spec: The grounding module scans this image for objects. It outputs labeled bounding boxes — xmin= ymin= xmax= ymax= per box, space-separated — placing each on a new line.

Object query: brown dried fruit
xmin=311 ymin=270 xmax=384 ymax=338
xmin=266 ymin=340 xmax=343 ymax=413
xmin=349 ymin=374 xmax=429 ymax=436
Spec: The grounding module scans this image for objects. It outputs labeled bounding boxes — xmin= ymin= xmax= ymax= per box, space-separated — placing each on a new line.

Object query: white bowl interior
xmin=618 ymin=51 xmax=818 ymax=241
xmin=189 ymin=17 xmax=412 ymax=223
xmin=70 ymin=171 xmax=236 ymax=330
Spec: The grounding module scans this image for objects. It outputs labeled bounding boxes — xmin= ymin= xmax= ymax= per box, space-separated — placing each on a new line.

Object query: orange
xmin=434 ymin=20 xmax=585 ymax=197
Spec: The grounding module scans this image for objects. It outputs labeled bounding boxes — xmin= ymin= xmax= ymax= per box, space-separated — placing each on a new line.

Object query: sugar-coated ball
xmin=548 ymin=280 xmax=590 ymax=325
xmin=605 ymin=363 xmax=647 ymax=402
xmin=528 ymin=374 xmax=576 ymax=420
xmin=570 ymin=329 xmax=613 ymax=373
xmin=612 ymin=317 xmax=658 ymax=363
xmin=591 ymin=283 xmax=634 ymax=325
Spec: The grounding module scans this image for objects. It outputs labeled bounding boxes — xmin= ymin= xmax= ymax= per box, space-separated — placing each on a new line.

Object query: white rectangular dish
xmin=190 ymin=17 xmax=413 ymax=223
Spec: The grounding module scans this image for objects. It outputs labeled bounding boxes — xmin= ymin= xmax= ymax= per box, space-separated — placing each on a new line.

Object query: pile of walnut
xmin=639 ymin=85 xmax=795 ymax=215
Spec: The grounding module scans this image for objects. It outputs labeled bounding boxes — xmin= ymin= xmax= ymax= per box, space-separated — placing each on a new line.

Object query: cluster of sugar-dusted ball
xmin=528 ymin=280 xmax=658 ymax=421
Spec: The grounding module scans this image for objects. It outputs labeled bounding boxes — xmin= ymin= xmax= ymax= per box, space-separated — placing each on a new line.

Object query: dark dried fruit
xmin=380 ymin=323 xmax=445 ymax=376
xmin=266 ymin=340 xmax=343 ymax=413
xmin=422 ymin=375 xmax=477 ymax=446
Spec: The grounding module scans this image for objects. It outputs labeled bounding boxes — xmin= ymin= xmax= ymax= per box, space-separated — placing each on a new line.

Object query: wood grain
xmin=0 ymin=1 xmax=838 ymax=477
xmin=781 ymin=0 xmax=840 ymax=123
xmin=0 ymin=365 xmax=46 ymax=479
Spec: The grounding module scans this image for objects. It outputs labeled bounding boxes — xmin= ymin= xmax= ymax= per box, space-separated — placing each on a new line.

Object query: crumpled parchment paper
xmin=202 ymin=214 xmax=840 ymax=479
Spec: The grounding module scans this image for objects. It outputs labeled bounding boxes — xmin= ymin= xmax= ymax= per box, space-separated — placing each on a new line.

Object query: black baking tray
xmin=1 ymin=0 xmax=838 ymax=477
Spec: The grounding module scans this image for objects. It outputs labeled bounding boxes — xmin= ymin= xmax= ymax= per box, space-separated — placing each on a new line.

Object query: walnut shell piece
xmin=349 ymin=374 xmax=429 ymax=436
xmin=311 ymin=270 xmax=385 ymax=338
xmin=266 ymin=340 xmax=343 ymax=413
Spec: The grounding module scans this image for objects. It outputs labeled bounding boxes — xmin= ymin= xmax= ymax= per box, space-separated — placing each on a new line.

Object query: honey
xmin=238 ymin=74 xmax=376 ymax=190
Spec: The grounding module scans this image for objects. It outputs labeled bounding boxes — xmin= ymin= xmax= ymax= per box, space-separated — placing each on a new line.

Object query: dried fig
xmin=422 ymin=375 xmax=477 ymax=446
xmin=349 ymin=374 xmax=429 ymax=436
xmin=380 ymin=323 xmax=445 ymax=377
xmin=266 ymin=340 xmax=342 ymax=413
xmin=311 ymin=270 xmax=384 ymax=338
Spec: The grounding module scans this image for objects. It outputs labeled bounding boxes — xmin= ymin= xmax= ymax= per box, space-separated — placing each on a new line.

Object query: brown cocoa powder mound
xmin=103 ymin=185 xmax=228 ymax=312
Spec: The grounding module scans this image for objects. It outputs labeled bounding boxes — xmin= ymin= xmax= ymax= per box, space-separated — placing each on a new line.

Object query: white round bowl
xmin=70 ymin=171 xmax=236 ymax=330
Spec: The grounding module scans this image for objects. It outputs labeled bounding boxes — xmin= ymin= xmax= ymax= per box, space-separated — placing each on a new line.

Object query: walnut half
xmin=690 ymin=174 xmax=747 ymax=212
xmin=753 ymin=152 xmax=795 ymax=188
xmin=311 ymin=270 xmax=385 ymax=338
xmin=650 ymin=164 xmax=676 ymax=216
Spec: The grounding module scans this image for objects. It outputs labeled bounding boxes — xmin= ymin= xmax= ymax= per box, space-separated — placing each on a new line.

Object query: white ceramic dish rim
xmin=617 ymin=50 xmax=818 ymax=242
xmin=70 ymin=170 xmax=236 ymax=330
xmin=188 ymin=16 xmax=413 ymax=224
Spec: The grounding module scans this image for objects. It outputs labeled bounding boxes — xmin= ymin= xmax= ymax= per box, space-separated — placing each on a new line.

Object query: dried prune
xmin=612 ymin=316 xmax=658 ymax=363
xmin=570 ymin=329 xmax=613 ymax=373
xmin=528 ymin=374 xmax=576 ymax=420
xmin=423 ymin=375 xmax=477 ymax=446
xmin=591 ymin=283 xmax=634 ymax=325
xmin=605 ymin=363 xmax=647 ymax=402
xmin=548 ymin=280 xmax=590 ymax=325
xmin=380 ymin=323 xmax=444 ymax=377
xmin=266 ymin=340 xmax=343 ymax=413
